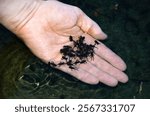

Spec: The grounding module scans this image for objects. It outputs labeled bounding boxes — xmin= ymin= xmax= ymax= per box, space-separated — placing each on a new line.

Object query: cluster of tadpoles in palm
xmin=48 ymin=36 xmax=101 ymax=70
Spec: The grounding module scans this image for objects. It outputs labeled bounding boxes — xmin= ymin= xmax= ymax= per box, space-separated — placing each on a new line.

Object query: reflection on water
xmin=15 ymin=61 xmax=61 ymax=94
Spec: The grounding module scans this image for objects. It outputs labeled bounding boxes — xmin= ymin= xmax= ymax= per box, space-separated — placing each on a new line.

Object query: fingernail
xmin=102 ymin=32 xmax=108 ymax=39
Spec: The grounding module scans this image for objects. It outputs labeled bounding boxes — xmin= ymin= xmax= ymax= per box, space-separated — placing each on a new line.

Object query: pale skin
xmin=0 ymin=0 xmax=128 ymax=87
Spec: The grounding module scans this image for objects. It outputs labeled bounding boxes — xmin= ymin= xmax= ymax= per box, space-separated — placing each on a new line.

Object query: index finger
xmin=95 ymin=42 xmax=127 ymax=71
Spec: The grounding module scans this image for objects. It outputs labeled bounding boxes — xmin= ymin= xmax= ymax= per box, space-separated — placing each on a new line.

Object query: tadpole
xmin=48 ymin=36 xmax=100 ymax=70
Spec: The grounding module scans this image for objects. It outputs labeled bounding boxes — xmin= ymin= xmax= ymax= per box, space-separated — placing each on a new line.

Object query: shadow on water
xmin=0 ymin=0 xmax=150 ymax=98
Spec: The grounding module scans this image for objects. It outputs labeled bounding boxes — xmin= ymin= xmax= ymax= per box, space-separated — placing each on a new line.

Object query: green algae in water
xmin=0 ymin=41 xmax=32 ymax=98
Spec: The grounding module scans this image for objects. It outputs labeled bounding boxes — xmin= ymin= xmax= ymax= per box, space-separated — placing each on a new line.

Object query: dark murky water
xmin=0 ymin=0 xmax=150 ymax=98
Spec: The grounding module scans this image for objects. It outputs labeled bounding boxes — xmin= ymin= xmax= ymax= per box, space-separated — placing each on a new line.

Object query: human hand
xmin=0 ymin=0 xmax=128 ymax=86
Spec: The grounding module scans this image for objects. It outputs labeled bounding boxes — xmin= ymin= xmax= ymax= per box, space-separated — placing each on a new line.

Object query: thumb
xmin=77 ymin=12 xmax=107 ymax=40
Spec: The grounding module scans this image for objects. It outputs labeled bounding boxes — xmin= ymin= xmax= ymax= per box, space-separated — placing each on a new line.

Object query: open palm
xmin=4 ymin=0 xmax=128 ymax=86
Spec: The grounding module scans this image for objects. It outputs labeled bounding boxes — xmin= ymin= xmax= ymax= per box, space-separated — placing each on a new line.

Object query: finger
xmin=95 ymin=43 xmax=127 ymax=71
xmin=90 ymin=54 xmax=128 ymax=83
xmin=57 ymin=65 xmax=99 ymax=84
xmin=82 ymin=34 xmax=127 ymax=71
xmin=79 ymin=62 xmax=118 ymax=87
xmin=77 ymin=11 xmax=107 ymax=39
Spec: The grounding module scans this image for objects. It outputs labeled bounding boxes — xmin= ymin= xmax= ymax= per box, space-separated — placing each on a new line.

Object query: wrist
xmin=0 ymin=0 xmax=42 ymax=32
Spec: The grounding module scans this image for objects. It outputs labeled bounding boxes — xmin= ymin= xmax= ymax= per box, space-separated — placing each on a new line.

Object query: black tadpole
xmin=48 ymin=36 xmax=100 ymax=70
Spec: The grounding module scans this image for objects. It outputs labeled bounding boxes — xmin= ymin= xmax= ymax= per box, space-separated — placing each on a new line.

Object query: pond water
xmin=0 ymin=0 xmax=150 ymax=98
